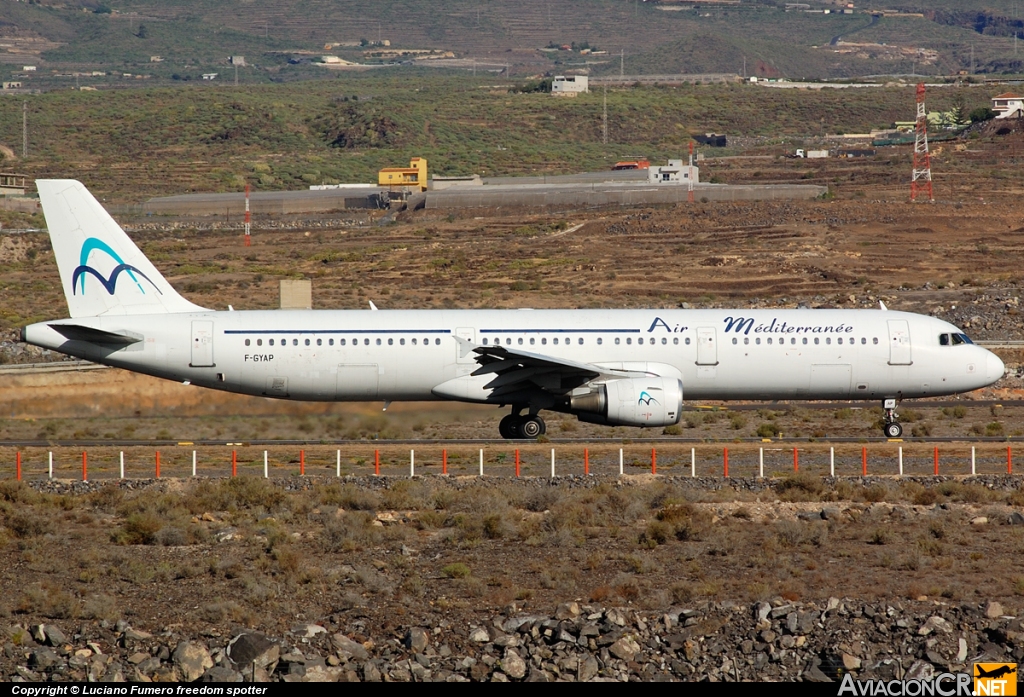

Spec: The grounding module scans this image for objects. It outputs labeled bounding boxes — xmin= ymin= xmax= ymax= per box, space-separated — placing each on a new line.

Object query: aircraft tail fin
xmin=37 ymin=180 xmax=207 ymax=318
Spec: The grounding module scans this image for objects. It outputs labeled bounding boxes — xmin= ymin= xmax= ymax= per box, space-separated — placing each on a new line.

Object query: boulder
xmin=172 ymin=641 xmax=213 ymax=682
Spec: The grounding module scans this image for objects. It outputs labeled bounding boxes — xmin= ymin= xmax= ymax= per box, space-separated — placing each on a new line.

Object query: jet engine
xmin=570 ymin=377 xmax=683 ymax=427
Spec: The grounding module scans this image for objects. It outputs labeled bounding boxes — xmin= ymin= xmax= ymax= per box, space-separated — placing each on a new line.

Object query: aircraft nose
xmin=987 ymin=351 xmax=1005 ymax=384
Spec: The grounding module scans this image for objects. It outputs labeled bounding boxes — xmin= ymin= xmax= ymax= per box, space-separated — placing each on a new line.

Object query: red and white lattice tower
xmin=244 ymin=183 xmax=251 ymax=246
xmin=688 ymin=141 xmax=695 ymax=203
xmin=910 ymin=82 xmax=934 ymax=202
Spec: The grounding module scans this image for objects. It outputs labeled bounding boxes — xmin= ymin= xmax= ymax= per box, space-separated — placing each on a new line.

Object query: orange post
xmin=82 ymin=451 xmax=87 ymax=482
xmin=651 ymin=448 xmax=657 ymax=475
xmin=862 ymin=447 xmax=867 ymax=476
xmin=374 ymin=449 xmax=380 ymax=476
xmin=1009 ymin=447 xmax=1013 ymax=475
xmin=724 ymin=448 xmax=729 ymax=478
xmin=16 ymin=451 xmax=21 ymax=481
xmin=155 ymin=451 xmax=161 ymax=479
xmin=584 ymin=448 xmax=589 ymax=476
xmin=793 ymin=447 xmax=798 ymax=473
xmin=300 ymin=449 xmax=305 ymax=476
xmin=515 ymin=449 xmax=520 ymax=478
xmin=934 ymin=446 xmax=939 ymax=476
xmin=442 ymin=449 xmax=448 ymax=475
xmin=232 ymin=450 xmax=237 ymax=477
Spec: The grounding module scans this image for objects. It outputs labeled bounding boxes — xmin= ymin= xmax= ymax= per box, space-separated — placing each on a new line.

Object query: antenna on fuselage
xmin=879 ymin=301 xmax=888 ymax=311
xmin=369 ymin=301 xmax=378 ymax=311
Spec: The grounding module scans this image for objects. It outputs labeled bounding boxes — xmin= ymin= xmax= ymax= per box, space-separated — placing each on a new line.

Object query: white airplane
xmin=21 ymin=180 xmax=1005 ymax=439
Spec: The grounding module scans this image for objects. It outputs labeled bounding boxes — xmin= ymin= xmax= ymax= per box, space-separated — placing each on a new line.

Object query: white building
xmin=992 ymin=92 xmax=1024 ymax=119
xmin=648 ymin=159 xmax=699 ymax=184
xmin=551 ymin=75 xmax=588 ymax=96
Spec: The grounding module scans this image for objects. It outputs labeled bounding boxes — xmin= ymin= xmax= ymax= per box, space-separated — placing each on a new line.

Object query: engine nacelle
xmin=570 ymin=377 xmax=683 ymax=427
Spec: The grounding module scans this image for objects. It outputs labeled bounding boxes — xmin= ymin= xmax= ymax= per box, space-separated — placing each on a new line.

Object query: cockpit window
xmin=939 ymin=333 xmax=950 ymax=346
xmin=941 ymin=333 xmax=973 ymax=346
xmin=950 ymin=333 xmax=966 ymax=346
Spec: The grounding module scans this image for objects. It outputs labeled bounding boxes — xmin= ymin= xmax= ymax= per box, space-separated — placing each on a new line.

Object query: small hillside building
xmin=992 ymin=93 xmax=1024 ymax=119
xmin=378 ymin=157 xmax=428 ymax=192
xmin=648 ymin=159 xmax=699 ymax=184
xmin=551 ymin=75 xmax=588 ymax=96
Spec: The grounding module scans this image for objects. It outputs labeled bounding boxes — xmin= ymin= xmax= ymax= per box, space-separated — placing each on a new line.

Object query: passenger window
xmin=483 ymin=338 xmax=488 ymax=345
xmin=505 ymin=338 xmax=511 ymax=345
xmin=861 ymin=337 xmax=866 ymax=345
xmin=873 ymin=337 xmax=878 ymax=345
xmin=814 ymin=338 xmax=819 ymax=345
xmin=627 ymin=338 xmax=632 ymax=345
xmin=554 ymin=338 xmax=559 ymax=345
xmin=292 ymin=339 xmax=298 ymax=346
xmin=269 ymin=339 xmax=274 ymax=346
xmin=245 ymin=339 xmax=250 ymax=346
xmin=826 ymin=338 xmax=831 ymax=345
xmin=756 ymin=338 xmax=761 ymax=345
xmin=400 ymin=338 xmax=405 ymax=345
xmin=685 ymin=338 xmax=691 ymax=345
xmin=614 ymin=338 xmax=620 ymax=345
xmin=838 ymin=338 xmax=843 ymax=345
xmin=435 ymin=338 xmax=441 ymax=345
xmin=579 ymin=338 xmax=583 ymax=345
xmin=305 ymin=339 xmax=311 ymax=346
xmin=518 ymin=338 xmax=523 ymax=345
xmin=413 ymin=338 xmax=418 ymax=345
xmin=673 ymin=338 xmax=679 ymax=345
xmin=638 ymin=337 xmax=644 ymax=345
xmin=767 ymin=338 xmax=772 ymax=345
xmin=256 ymin=339 xmax=262 ymax=346
xmin=732 ymin=338 xmax=737 ymax=345
xmin=376 ymin=338 xmax=381 ymax=346
xmin=661 ymin=338 xmax=667 ymax=345
xmin=802 ymin=338 xmax=807 ymax=345
xmin=542 ymin=338 xmax=547 ymax=345
xmin=387 ymin=338 xmax=392 ymax=346
xmin=597 ymin=338 xmax=602 ymax=345
xmin=791 ymin=338 xmax=796 ymax=345
xmin=530 ymin=338 xmax=535 ymax=345
xmin=744 ymin=337 xmax=750 ymax=345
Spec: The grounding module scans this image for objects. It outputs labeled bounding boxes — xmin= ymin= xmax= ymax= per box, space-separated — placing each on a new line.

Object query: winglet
xmin=453 ymin=333 xmax=477 ymax=359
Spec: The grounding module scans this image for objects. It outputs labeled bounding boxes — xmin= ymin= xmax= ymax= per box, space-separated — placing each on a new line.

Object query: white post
xmin=192 ymin=450 xmax=197 ymax=477
xmin=830 ymin=447 xmax=835 ymax=478
xmin=898 ymin=446 xmax=903 ymax=476
xmin=48 ymin=451 xmax=52 ymax=480
xmin=971 ymin=446 xmax=976 ymax=476
xmin=336 ymin=450 xmax=341 ymax=478
xmin=551 ymin=448 xmax=555 ymax=478
xmin=120 ymin=451 xmax=124 ymax=480
xmin=759 ymin=447 xmax=764 ymax=479
xmin=691 ymin=447 xmax=696 ymax=477
xmin=479 ymin=448 xmax=484 ymax=477
xmin=619 ymin=448 xmax=624 ymax=476
xmin=410 ymin=450 xmax=415 ymax=478
xmin=264 ymin=450 xmax=268 ymax=479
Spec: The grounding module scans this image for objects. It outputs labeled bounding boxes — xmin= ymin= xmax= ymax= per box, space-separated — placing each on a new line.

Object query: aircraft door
xmin=455 ymin=327 xmax=476 ymax=364
xmin=190 ymin=320 xmax=215 ymax=367
xmin=696 ymin=327 xmax=718 ymax=365
xmin=887 ymin=320 xmax=912 ymax=365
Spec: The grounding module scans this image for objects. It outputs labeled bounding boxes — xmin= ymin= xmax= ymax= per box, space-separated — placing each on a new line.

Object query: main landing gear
xmin=498 ymin=411 xmax=547 ymax=439
xmin=882 ymin=397 xmax=903 ymax=438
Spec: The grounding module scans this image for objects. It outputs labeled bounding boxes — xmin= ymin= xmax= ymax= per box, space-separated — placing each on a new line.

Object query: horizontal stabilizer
xmin=48 ymin=323 xmax=141 ymax=346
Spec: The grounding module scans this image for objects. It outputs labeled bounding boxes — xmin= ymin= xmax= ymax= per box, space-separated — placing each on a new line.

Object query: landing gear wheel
xmin=520 ymin=416 xmax=545 ymax=439
xmin=498 ymin=414 xmax=520 ymax=440
xmin=884 ymin=421 xmax=903 ymax=438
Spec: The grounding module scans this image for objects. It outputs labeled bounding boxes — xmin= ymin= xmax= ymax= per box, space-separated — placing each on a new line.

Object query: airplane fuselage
xmin=24 ymin=307 xmax=1004 ymax=405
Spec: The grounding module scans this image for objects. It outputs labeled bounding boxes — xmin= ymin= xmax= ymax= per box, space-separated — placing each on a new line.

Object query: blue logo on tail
xmin=72 ymin=237 xmax=161 ymax=296
xmin=638 ymin=391 xmax=659 ymax=406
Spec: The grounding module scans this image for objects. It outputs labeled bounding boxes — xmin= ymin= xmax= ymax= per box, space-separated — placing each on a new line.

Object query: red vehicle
xmin=612 ymin=159 xmax=650 ymax=170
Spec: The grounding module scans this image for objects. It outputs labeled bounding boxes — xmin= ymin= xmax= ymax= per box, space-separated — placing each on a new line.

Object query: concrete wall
xmin=143 ymin=189 xmax=386 ymax=216
xmin=425 ymin=184 xmax=826 ymax=209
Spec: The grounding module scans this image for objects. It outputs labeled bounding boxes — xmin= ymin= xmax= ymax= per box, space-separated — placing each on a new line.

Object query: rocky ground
xmin=0 ymin=475 xmax=1022 ymax=682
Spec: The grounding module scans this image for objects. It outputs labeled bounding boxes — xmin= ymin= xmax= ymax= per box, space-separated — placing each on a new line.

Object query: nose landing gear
xmin=882 ymin=397 xmax=903 ymax=438
xmin=498 ymin=410 xmax=547 ymax=439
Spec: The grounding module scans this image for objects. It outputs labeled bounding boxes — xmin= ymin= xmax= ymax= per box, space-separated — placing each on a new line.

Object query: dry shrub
xmin=114 ymin=512 xmax=163 ymax=545
xmin=319 ymin=483 xmax=380 ymax=511
xmin=85 ymin=484 xmax=125 ymax=512
xmin=321 ymin=511 xmax=380 ymax=552
xmin=15 ymin=581 xmax=76 ymax=619
xmin=0 ymin=481 xmax=40 ymax=505
xmin=914 ymin=488 xmax=939 ymax=506
xmin=200 ymin=600 xmax=255 ymax=625
xmin=80 ymin=594 xmax=119 ymax=622
xmin=482 ymin=513 xmax=510 ymax=539
xmin=381 ymin=480 xmax=429 ymax=510
xmin=1007 ymin=489 xmax=1024 ymax=507
xmin=670 ymin=581 xmax=693 ymax=604
xmin=7 ymin=511 xmax=53 ymax=538
xmin=589 ymin=585 xmax=613 ymax=602
xmin=861 ymin=485 xmax=889 ymax=503
xmin=776 ymin=472 xmax=825 ymax=502
xmin=185 ymin=478 xmax=286 ymax=514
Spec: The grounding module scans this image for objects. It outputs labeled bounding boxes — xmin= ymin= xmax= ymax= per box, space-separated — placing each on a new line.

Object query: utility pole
xmin=602 ymin=85 xmax=607 ymax=145
xmin=620 ymin=49 xmax=624 ymax=77
xmin=234 ymin=63 xmax=238 ymax=87
xmin=742 ymin=56 xmax=746 ymax=79
xmin=22 ymin=101 xmax=27 ymax=158
xmin=910 ymin=83 xmax=933 ymax=203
